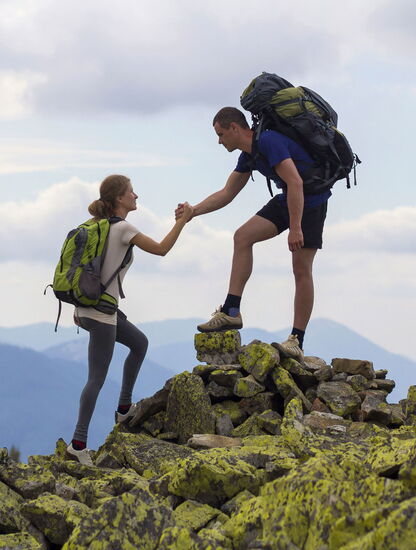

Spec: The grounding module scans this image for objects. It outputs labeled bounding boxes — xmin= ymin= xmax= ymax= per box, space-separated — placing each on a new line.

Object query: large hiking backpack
xmin=240 ymin=72 xmax=361 ymax=195
xmin=46 ymin=217 xmax=133 ymax=330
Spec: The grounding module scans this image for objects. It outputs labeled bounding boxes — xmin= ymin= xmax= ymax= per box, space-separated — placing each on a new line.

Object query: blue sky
xmin=0 ymin=0 xmax=415 ymax=361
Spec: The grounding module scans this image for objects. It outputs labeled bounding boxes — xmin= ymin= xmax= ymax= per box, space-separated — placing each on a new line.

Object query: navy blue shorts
xmin=256 ymin=196 xmax=328 ymax=249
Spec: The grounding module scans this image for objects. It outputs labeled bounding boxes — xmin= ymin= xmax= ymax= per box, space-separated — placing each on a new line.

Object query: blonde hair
xmin=88 ymin=175 xmax=131 ymax=219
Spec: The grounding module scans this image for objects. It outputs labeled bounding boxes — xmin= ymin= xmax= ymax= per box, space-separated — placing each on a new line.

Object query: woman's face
xmin=118 ymin=182 xmax=138 ymax=212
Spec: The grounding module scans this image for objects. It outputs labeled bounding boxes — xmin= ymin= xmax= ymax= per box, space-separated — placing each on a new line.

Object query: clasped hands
xmin=175 ymin=202 xmax=194 ymax=222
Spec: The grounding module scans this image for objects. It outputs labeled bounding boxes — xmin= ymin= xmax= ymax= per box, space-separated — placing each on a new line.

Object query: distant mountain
xmin=0 ymin=322 xmax=78 ymax=351
xmin=0 ymin=318 xmax=205 ymax=352
xmin=0 ymin=342 xmax=172 ymax=462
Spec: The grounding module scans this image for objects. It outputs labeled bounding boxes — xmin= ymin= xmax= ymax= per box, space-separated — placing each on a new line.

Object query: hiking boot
xmin=66 ymin=443 xmax=94 ymax=466
xmin=115 ymin=403 xmax=137 ymax=424
xmin=197 ymin=307 xmax=243 ymax=333
xmin=273 ymin=334 xmax=304 ymax=362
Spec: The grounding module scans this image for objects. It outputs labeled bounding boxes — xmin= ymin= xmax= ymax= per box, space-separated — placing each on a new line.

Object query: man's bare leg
xmin=292 ymin=247 xmax=317 ymax=331
xmin=197 ymin=215 xmax=277 ymax=332
xmin=228 ymin=215 xmax=278 ymax=295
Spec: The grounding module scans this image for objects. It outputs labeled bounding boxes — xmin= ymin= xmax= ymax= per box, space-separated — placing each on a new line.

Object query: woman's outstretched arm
xmin=130 ymin=202 xmax=193 ymax=256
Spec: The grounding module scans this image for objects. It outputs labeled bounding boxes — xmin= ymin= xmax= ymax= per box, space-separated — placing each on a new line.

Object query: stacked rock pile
xmin=1 ymin=330 xmax=416 ymax=549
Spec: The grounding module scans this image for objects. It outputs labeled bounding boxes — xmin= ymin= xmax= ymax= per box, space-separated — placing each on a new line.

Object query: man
xmin=176 ymin=107 xmax=331 ymax=360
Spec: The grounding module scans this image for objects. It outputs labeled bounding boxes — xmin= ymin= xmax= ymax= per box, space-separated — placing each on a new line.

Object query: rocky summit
xmin=2 ymin=331 xmax=416 ymax=550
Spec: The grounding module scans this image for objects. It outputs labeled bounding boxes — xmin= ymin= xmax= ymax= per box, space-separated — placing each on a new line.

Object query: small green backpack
xmin=46 ymin=217 xmax=133 ymax=330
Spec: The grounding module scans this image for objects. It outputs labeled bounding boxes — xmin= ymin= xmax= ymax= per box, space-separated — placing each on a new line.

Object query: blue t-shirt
xmin=235 ymin=130 xmax=331 ymax=207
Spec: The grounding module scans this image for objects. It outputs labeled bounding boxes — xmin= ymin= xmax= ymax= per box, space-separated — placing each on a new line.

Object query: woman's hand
xmin=178 ymin=202 xmax=194 ymax=223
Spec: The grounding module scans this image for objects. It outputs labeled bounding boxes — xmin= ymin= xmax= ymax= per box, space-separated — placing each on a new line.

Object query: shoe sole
xmin=197 ymin=323 xmax=243 ymax=333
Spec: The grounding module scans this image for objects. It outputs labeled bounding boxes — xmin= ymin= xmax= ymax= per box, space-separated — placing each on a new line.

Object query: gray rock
xmin=315 ymin=365 xmax=333 ymax=382
xmin=331 ymin=358 xmax=375 ymax=380
xmin=216 ymin=414 xmax=234 ymax=436
xmin=317 ymin=381 xmax=361 ymax=417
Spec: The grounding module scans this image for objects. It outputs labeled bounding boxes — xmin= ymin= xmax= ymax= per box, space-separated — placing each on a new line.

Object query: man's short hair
xmin=213 ymin=107 xmax=250 ymax=129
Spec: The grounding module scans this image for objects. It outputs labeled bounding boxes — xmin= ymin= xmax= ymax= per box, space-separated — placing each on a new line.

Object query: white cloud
xmin=0 ymin=71 xmax=46 ymax=118
xmin=0 ymin=0 xmax=404 ymax=117
xmin=325 ymin=207 xmax=416 ymax=254
xmin=0 ymin=142 xmax=187 ymax=175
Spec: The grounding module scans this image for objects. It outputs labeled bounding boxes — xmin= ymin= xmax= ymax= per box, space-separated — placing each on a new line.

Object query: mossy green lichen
xmin=168 ymin=449 xmax=260 ymax=506
xmin=233 ymin=375 xmax=265 ymax=398
xmin=21 ymin=492 xmax=91 ymax=545
xmin=0 ymin=532 xmax=42 ymax=549
xmin=165 ymin=372 xmax=216 ymax=443
xmin=173 ymin=499 xmax=222 ymax=531
xmin=238 ymin=341 xmax=279 ymax=382
xmin=194 ymin=331 xmax=241 ymax=353
xmin=63 ymin=488 xmax=173 ymax=549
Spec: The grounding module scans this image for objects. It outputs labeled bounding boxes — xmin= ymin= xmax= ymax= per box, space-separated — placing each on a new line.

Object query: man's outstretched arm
xmin=176 ymin=171 xmax=250 ymax=220
xmin=275 ymin=158 xmax=304 ymax=252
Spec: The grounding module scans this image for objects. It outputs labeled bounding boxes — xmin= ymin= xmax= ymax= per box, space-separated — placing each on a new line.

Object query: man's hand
xmin=175 ymin=202 xmax=194 ymax=221
xmin=288 ymin=228 xmax=304 ymax=252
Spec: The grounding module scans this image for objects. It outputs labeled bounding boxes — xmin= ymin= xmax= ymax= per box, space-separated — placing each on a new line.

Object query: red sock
xmin=72 ymin=439 xmax=86 ymax=450
xmin=117 ymin=404 xmax=131 ymax=414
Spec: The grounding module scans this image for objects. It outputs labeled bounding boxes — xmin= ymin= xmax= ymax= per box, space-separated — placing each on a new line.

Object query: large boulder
xmin=164 ymin=372 xmax=216 ymax=444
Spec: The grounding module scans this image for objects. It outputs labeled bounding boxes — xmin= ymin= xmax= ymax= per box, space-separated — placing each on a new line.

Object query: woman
xmin=66 ymin=174 xmax=193 ymax=465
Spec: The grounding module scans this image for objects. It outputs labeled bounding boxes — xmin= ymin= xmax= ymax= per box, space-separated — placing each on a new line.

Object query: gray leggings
xmin=73 ymin=311 xmax=148 ymax=442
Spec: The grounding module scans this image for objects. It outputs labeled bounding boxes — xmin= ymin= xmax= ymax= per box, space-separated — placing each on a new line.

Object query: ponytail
xmin=88 ymin=175 xmax=130 ymax=219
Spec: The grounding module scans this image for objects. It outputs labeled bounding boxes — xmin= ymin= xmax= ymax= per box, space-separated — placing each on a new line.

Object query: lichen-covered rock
xmin=302 ymin=411 xmax=351 ymax=431
xmin=221 ymin=489 xmax=255 ymax=516
xmin=303 ymin=355 xmax=327 ymax=371
xmin=172 ymin=499 xmax=223 ymax=531
xmin=187 ymin=434 xmax=242 ymax=450
xmin=279 ymin=357 xmax=317 ymax=389
xmin=142 ymin=410 xmax=166 ymax=436
xmin=317 ymin=381 xmax=361 ymax=417
xmin=209 ymin=368 xmax=242 ymax=388
xmin=116 ymin=433 xmax=195 ymax=477
xmin=364 ymin=434 xmax=416 ymax=476
xmin=223 ymin=451 xmax=412 ymax=550
xmin=374 ymin=368 xmax=388 ymax=379
xmin=314 ymin=364 xmax=333 ymax=382
xmin=0 ymin=461 xmax=56 ymax=499
xmin=0 ymin=533 xmax=42 ymax=550
xmin=158 ymin=525 xmax=232 ymax=550
xmin=63 ymin=486 xmax=173 ymax=549
xmin=346 ymin=374 xmax=368 ymax=392
xmin=256 ymin=409 xmax=282 ymax=435
xmin=372 ymin=378 xmax=395 ymax=393
xmin=405 ymin=385 xmax=416 ymax=418
xmin=271 ymin=366 xmax=311 ymax=411
xmin=238 ymin=341 xmax=279 ymax=382
xmin=165 ymin=372 xmax=216 ymax=443
xmin=311 ymin=397 xmax=331 ymax=413
xmin=232 ymin=413 xmax=266 ymax=437
xmin=167 ymin=449 xmax=261 ymax=506
xmin=212 ymin=400 xmax=247 ymax=426
xmin=233 ymin=374 xmax=265 ymax=398
xmin=360 ymin=390 xmax=392 ymax=424
xmin=206 ymin=380 xmax=233 ymax=399
xmin=194 ymin=331 xmax=241 ymax=365
xmin=21 ymin=493 xmax=90 ymax=545
xmin=331 ymin=358 xmax=375 ymax=379
xmin=329 ymin=497 xmax=416 ymax=550
xmin=129 ymin=381 xmax=172 ymax=427
xmin=0 ymin=479 xmax=28 ymax=534
xmin=238 ymin=392 xmax=277 ymax=416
